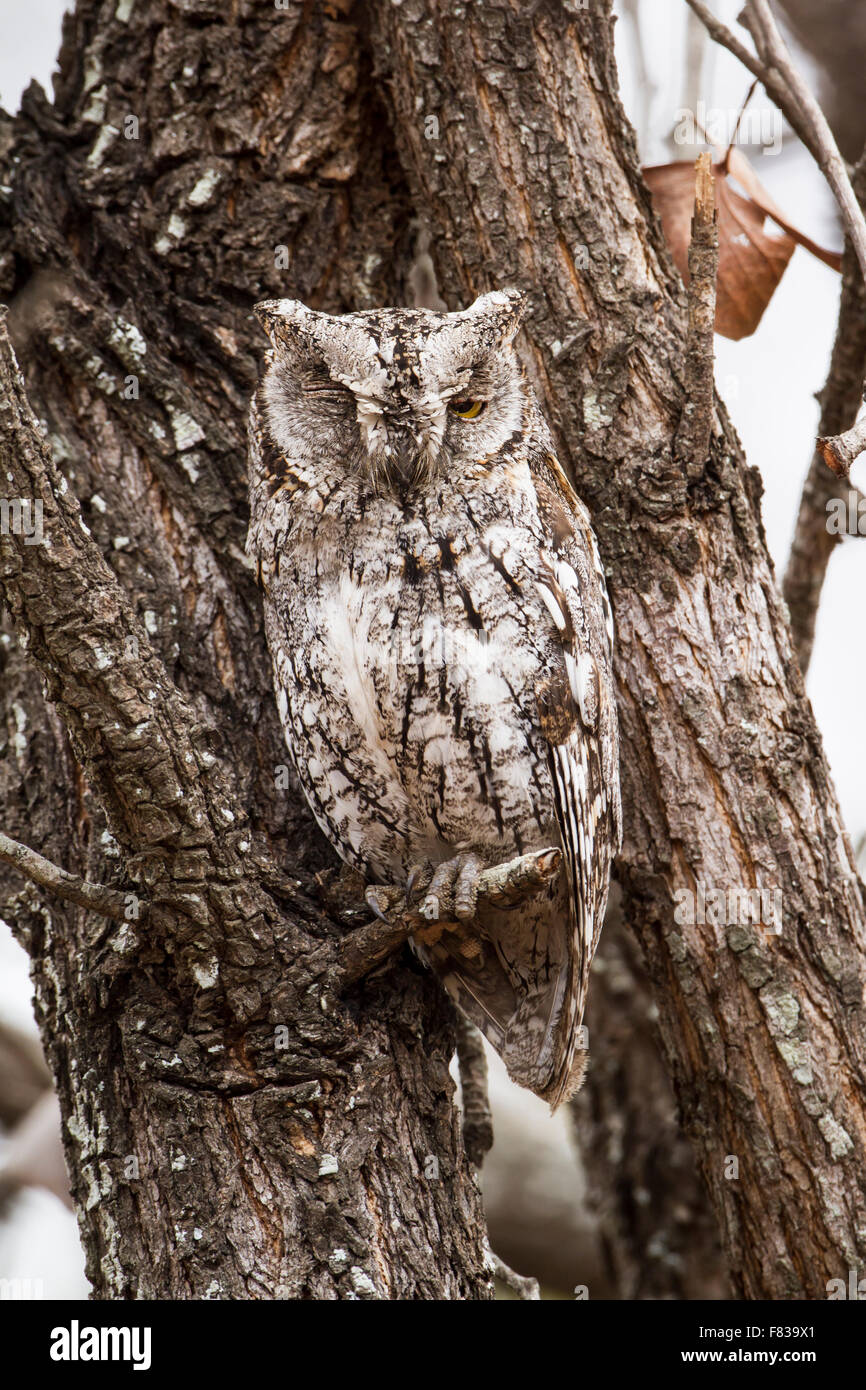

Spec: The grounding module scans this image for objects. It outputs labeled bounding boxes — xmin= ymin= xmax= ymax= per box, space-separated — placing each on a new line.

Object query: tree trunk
xmin=365 ymin=0 xmax=866 ymax=1299
xmin=572 ymin=893 xmax=728 ymax=1300
xmin=2 ymin=0 xmax=865 ymax=1302
xmin=0 ymin=0 xmax=489 ymax=1301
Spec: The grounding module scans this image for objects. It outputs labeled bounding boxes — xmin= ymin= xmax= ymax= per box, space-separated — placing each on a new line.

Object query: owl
xmin=246 ymin=289 xmax=621 ymax=1108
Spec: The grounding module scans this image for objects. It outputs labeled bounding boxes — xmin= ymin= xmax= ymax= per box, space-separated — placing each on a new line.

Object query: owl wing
xmin=526 ymin=461 xmax=620 ymax=1105
xmin=536 ymin=453 xmax=621 ymax=940
xmin=420 ymin=455 xmax=620 ymax=1109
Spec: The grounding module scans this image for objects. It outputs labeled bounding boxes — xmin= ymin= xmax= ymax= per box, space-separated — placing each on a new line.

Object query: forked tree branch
xmin=685 ymin=0 xmax=866 ymax=281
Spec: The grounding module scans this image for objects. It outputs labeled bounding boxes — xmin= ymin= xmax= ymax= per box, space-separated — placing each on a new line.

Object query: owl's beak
xmin=358 ymin=410 xmax=439 ymax=494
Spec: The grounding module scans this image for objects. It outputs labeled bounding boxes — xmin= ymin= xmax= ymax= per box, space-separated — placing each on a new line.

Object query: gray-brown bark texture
xmin=365 ymin=0 xmax=866 ymax=1299
xmin=572 ymin=894 xmax=728 ymax=1300
xmin=0 ymin=0 xmax=864 ymax=1302
xmin=0 ymin=0 xmax=488 ymax=1301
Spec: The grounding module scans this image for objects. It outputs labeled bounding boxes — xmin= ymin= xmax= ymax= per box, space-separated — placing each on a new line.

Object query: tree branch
xmin=0 ymin=830 xmax=133 ymax=922
xmin=456 ymin=1014 xmax=494 ymax=1168
xmin=0 ymin=311 xmax=237 ymax=861
xmin=368 ymin=0 xmax=866 ymax=1300
xmin=782 ymin=152 xmax=866 ymax=672
xmin=686 ymin=0 xmax=866 ymax=281
xmin=485 ymin=1245 xmax=541 ymax=1301
xmin=818 ymin=411 xmax=866 ymax=478
xmin=0 ymin=0 xmax=492 ymax=1302
xmin=684 ymin=0 xmax=822 ymax=157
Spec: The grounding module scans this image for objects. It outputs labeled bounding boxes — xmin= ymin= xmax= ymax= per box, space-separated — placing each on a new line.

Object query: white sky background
xmin=0 ymin=0 xmax=863 ymax=1296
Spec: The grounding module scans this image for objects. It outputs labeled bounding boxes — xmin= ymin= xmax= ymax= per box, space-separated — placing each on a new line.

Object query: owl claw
xmin=405 ymin=862 xmax=433 ymax=906
xmin=365 ymin=885 xmax=394 ymax=922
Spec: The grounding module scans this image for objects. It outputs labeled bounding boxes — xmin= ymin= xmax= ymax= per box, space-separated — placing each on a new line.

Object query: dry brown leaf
xmin=643 ymin=149 xmax=842 ymax=340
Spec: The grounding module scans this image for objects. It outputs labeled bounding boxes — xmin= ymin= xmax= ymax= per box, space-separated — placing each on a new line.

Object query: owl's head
xmin=253 ymin=289 xmax=530 ymax=494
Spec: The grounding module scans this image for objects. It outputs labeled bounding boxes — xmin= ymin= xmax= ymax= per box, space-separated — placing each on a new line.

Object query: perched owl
xmin=247 ymin=289 xmax=621 ymax=1108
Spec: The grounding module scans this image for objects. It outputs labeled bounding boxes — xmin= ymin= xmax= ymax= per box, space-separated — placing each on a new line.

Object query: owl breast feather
xmin=262 ymin=463 xmax=565 ymax=883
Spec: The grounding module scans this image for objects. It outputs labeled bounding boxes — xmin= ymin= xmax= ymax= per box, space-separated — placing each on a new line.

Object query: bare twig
xmin=674 ymin=153 xmax=719 ymax=476
xmin=782 ymin=152 xmax=866 ymax=672
xmin=337 ymin=847 xmax=563 ymax=988
xmin=684 ymin=0 xmax=820 ymax=156
xmin=685 ymin=0 xmax=866 ymax=282
xmin=455 ymin=1014 xmax=494 ymax=1167
xmin=0 ymin=830 xmax=133 ymax=923
xmin=818 ymin=412 xmax=866 ymax=478
xmin=485 ymin=1244 xmax=541 ymax=1300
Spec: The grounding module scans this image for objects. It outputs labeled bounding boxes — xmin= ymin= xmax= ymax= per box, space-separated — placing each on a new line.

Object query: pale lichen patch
xmin=108 ymin=318 xmax=148 ymax=365
xmin=169 ymin=409 xmax=205 ymax=452
xmin=188 ymin=168 xmax=223 ymax=206
xmin=817 ymin=1114 xmax=855 ymax=1160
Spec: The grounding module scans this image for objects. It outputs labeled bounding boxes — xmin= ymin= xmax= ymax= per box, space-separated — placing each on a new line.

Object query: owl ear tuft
xmin=461 ymin=288 xmax=527 ymax=345
xmin=253 ymin=298 xmax=323 ymax=352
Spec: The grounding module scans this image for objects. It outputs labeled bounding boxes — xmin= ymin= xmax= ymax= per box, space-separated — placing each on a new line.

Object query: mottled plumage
xmin=247 ymin=290 xmax=621 ymax=1107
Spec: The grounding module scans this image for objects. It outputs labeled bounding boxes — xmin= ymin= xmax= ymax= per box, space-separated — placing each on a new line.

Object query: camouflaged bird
xmin=246 ymin=289 xmax=621 ymax=1107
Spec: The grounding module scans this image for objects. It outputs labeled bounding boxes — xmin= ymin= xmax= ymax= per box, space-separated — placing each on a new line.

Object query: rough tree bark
xmin=572 ymin=895 xmax=727 ymax=1300
xmin=0 ymin=0 xmax=489 ymax=1301
xmin=1 ymin=0 xmax=864 ymax=1302
xmin=365 ymin=0 xmax=866 ymax=1299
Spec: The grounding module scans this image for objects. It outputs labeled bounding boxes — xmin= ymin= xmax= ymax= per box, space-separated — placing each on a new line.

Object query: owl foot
xmin=419 ymin=852 xmax=484 ymax=923
xmin=340 ymin=848 xmax=561 ymax=990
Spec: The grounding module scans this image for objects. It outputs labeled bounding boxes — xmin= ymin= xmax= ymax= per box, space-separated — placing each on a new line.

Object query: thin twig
xmin=742 ymin=0 xmax=866 ymax=281
xmin=674 ymin=153 xmax=719 ymax=477
xmin=456 ymin=1014 xmax=494 ymax=1167
xmin=485 ymin=1244 xmax=541 ymax=1300
xmin=684 ymin=0 xmax=818 ymax=157
xmin=0 ymin=830 xmax=132 ymax=922
xmin=685 ymin=0 xmax=866 ymax=282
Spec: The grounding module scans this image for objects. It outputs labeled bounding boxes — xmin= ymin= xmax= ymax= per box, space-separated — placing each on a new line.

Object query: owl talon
xmin=420 ymin=859 xmax=455 ymax=922
xmin=405 ymin=862 xmax=433 ymax=906
xmin=365 ymin=885 xmax=394 ymax=922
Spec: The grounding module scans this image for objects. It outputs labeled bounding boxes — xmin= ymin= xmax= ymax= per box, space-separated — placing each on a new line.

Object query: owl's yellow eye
xmin=449 ymin=398 xmax=485 ymax=419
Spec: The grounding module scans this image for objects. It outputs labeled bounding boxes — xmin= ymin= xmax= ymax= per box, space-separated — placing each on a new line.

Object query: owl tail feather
xmin=541 ymin=1049 xmax=588 ymax=1112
